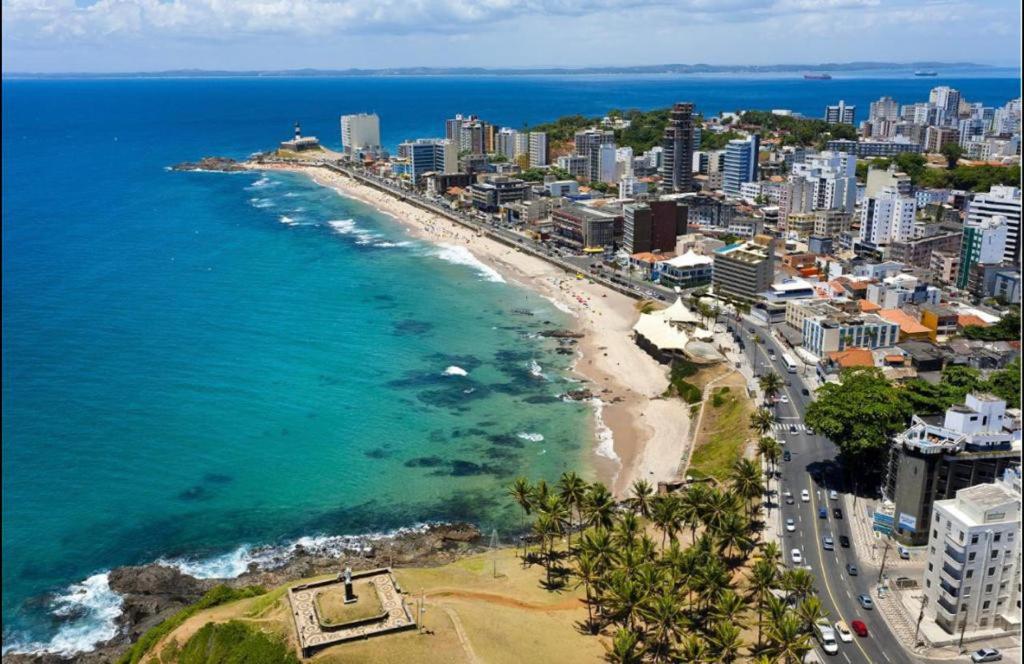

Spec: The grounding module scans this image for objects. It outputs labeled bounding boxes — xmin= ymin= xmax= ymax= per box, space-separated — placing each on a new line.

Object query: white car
xmin=791 ymin=548 xmax=803 ymax=564
xmin=829 ymin=490 xmax=839 ymax=500
xmin=780 ymin=394 xmax=789 ymax=404
xmin=801 ymin=489 xmax=810 ymax=502
xmin=786 ymin=518 xmax=796 ymax=532
xmin=834 ymin=621 xmax=853 ymax=643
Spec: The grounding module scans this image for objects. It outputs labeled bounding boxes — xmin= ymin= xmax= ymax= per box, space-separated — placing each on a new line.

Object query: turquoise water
xmin=2 ymin=73 xmax=1019 ymax=654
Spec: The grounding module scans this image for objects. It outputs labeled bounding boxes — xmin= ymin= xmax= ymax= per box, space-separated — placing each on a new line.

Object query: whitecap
xmin=328 ymin=218 xmax=380 ymax=245
xmin=529 ymin=359 xmax=547 ymax=380
xmin=435 ymin=245 xmax=505 ymax=283
xmin=517 ymin=432 xmax=545 ymax=443
xmin=3 ymin=574 xmax=125 ymax=657
xmin=443 ymin=366 xmax=468 ymax=377
xmin=249 ymin=197 xmax=274 ymax=209
xmin=278 ymin=215 xmax=297 ymax=225
xmin=543 ymin=295 xmax=577 ymax=316
xmin=590 ymin=398 xmax=620 ymax=464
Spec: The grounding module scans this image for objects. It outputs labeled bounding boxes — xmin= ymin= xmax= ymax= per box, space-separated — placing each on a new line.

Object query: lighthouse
xmin=294 ymin=122 xmax=302 ymax=140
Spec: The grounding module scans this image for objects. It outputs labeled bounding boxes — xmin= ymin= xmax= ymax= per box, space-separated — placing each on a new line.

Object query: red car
xmin=851 ymin=620 xmax=869 ymax=637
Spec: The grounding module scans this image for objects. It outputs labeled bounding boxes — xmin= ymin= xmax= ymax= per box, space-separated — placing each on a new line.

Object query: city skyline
xmin=2 ymin=0 xmax=1021 ymax=73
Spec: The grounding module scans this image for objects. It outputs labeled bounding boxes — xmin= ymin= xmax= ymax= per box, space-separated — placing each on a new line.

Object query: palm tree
xmin=558 ymin=471 xmax=587 ymax=550
xmin=767 ymin=612 xmax=812 ymax=664
xmin=613 ymin=511 xmax=642 ymax=549
xmin=508 ymin=477 xmax=533 ymax=559
xmin=575 ymin=551 xmax=601 ymax=634
xmin=716 ymin=511 xmax=753 ymax=561
xmin=640 ymin=592 xmax=684 ymax=663
xmin=678 ymin=485 xmax=707 ymax=542
xmin=604 ymin=627 xmax=643 ymax=664
xmin=675 ymin=635 xmax=709 ymax=663
xmin=579 ymin=527 xmax=615 ymax=574
xmin=709 ymin=621 xmax=744 ymax=663
xmin=729 ymin=458 xmax=764 ymax=517
xmin=758 ymin=371 xmax=784 ymax=403
xmin=757 ymin=436 xmax=782 ymax=475
xmin=605 ymin=569 xmax=647 ymax=632
xmin=747 ymin=558 xmax=778 ymax=648
xmin=781 ymin=568 xmax=815 ymax=603
xmin=584 ymin=483 xmax=617 ymax=530
xmin=649 ymin=494 xmax=680 ymax=549
xmin=532 ymin=512 xmax=558 ymax=587
xmin=795 ymin=596 xmax=828 ymax=634
xmin=750 ymin=407 xmax=776 ymax=437
xmin=627 ymin=478 xmax=654 ymax=518
xmin=713 ymin=589 xmax=747 ymax=626
xmin=760 ymin=540 xmax=782 ymax=568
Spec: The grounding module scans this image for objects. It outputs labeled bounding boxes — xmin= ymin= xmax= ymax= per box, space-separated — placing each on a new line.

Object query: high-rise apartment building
xmin=574 ymin=128 xmax=615 ymax=182
xmin=400 ymin=138 xmax=458 ymax=182
xmin=825 ymin=100 xmax=856 ymax=124
xmin=340 ymin=113 xmax=381 ymax=156
xmin=967 ymin=186 xmax=1021 ymax=266
xmin=859 ymin=186 xmax=917 ymax=246
xmin=528 ymin=132 xmax=549 ymax=167
xmin=869 ymin=96 xmax=900 ymax=123
xmin=957 ymin=216 xmax=1009 ymax=289
xmin=659 ymin=102 xmax=696 ymax=193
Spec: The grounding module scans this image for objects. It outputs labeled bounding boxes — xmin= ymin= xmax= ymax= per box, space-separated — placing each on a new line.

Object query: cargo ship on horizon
xmin=803 ymin=73 xmax=832 ymax=80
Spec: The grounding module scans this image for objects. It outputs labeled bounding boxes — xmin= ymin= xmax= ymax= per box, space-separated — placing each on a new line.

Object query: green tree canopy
xmin=804 ymin=367 xmax=912 ymax=469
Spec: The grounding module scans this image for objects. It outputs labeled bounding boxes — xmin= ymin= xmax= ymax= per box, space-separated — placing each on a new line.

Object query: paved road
xmin=731 ymin=319 xmax=916 ymax=664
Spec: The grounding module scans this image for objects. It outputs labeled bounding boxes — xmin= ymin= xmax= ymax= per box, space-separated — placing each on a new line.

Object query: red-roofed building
xmin=878 ymin=309 xmax=933 ymax=341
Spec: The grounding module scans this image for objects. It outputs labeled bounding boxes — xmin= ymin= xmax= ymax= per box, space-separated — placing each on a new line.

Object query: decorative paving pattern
xmin=287 ymin=568 xmax=416 ymax=657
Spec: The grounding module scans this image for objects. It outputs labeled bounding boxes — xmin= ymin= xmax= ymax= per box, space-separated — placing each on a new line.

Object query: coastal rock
xmin=170 ymin=156 xmax=246 ymax=172
xmin=106 ymin=565 xmax=215 ymax=642
xmin=538 ymin=329 xmax=584 ymax=339
xmin=563 ymin=389 xmax=594 ymax=401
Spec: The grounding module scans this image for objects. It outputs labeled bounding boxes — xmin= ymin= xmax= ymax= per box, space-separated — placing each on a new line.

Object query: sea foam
xmin=435 ymin=245 xmax=505 ymax=283
xmin=590 ymin=398 xmax=620 ymax=463
xmin=443 ymin=366 xmax=468 ymax=376
xmin=517 ymin=432 xmax=545 ymax=442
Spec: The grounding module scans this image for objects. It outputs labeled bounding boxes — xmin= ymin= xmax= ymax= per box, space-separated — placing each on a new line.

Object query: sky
xmin=2 ymin=0 xmax=1022 ymax=73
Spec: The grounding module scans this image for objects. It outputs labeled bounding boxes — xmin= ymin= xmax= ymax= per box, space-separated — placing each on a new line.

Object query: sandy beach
xmin=250 ymin=162 xmax=691 ymax=497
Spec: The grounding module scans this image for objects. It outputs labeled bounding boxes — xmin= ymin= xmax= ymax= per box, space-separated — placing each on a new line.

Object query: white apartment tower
xmin=967 ymin=186 xmax=1021 ymax=265
xmin=859 ymin=186 xmax=917 ymax=246
xmin=528 ymin=132 xmax=548 ymax=167
xmin=923 ymin=466 xmax=1021 ymax=635
xmin=340 ymin=113 xmax=381 ymax=156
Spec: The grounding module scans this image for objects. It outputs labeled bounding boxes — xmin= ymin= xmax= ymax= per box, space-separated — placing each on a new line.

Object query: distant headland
xmin=2 ymin=61 xmax=1010 ymax=79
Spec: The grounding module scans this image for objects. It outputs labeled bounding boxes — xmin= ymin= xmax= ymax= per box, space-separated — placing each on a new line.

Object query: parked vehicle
xmin=971 ymin=648 xmax=1002 ymax=662
xmin=898 ymin=545 xmax=911 ymax=560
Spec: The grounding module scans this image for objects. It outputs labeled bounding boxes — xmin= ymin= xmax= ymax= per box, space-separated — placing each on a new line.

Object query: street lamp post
xmin=877 ymin=539 xmax=892 ymax=583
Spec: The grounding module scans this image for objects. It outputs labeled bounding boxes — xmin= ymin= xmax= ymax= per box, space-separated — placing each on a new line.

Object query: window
xmin=983 ymin=601 xmax=990 ymax=609
xmin=934 ymin=529 xmax=939 ymax=539
xmin=986 ymin=584 xmax=993 ymax=593
xmin=1009 ymin=532 xmax=1015 ymax=542
xmin=928 ymin=562 xmax=934 ymax=571
xmin=988 ymin=567 xmax=996 ymax=576
xmin=971 ymin=534 xmax=979 ymax=544
xmin=969 ymin=552 xmax=977 ymax=561
xmin=926 ymin=579 xmax=931 ymax=587
xmin=991 ymin=550 xmax=999 ymax=560
xmin=967 ymin=570 xmax=974 ymax=579
xmin=959 ymin=531 xmax=964 ymax=542
xmin=994 ymin=533 xmax=1001 ymax=543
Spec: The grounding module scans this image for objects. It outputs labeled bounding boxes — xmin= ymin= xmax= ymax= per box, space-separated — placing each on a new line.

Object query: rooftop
xmin=878 ymin=309 xmax=931 ymax=335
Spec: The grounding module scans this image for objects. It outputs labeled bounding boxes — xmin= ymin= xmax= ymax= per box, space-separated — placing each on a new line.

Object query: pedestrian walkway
xmin=771 ymin=421 xmax=810 ymax=432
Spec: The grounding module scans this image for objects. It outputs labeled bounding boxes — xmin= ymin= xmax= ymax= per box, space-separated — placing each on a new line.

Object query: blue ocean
xmin=1 ymin=71 xmax=1019 ymax=655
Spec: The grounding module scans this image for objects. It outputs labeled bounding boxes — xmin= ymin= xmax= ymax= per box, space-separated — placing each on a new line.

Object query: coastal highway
xmin=731 ymin=320 xmax=918 ymax=664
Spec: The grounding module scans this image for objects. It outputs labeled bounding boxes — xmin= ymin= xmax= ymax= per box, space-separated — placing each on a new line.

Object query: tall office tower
xmin=574 ymin=128 xmax=615 ymax=182
xmin=957 ymin=216 xmax=1009 ymax=289
xmin=722 ymin=135 xmax=760 ymax=196
xmin=824 ymin=100 xmax=856 ymax=124
xmin=659 ymin=102 xmax=696 ymax=193
xmin=929 ymin=86 xmax=962 ymax=126
xmin=967 ymin=185 xmax=1022 ymax=265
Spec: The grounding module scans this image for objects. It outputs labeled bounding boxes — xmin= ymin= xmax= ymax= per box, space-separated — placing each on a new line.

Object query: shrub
xmin=177 ymin=620 xmax=298 ymax=664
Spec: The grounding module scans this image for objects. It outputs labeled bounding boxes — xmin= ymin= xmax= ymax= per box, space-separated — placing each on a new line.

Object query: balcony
xmin=944 ymin=543 xmax=967 ymax=564
xmin=941 ymin=562 xmax=963 ymax=582
xmin=939 ymin=580 xmax=959 ymax=598
xmin=937 ymin=596 xmax=959 ymax=617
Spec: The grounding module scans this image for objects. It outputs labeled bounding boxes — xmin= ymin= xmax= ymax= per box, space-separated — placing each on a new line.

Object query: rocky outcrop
xmin=170 ymin=156 xmax=246 ymax=172
xmin=107 ymin=565 xmax=215 ymax=642
xmin=538 ymin=329 xmax=584 ymax=339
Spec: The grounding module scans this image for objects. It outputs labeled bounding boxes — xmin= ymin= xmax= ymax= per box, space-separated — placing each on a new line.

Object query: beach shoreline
xmin=250 ymin=162 xmax=691 ymax=496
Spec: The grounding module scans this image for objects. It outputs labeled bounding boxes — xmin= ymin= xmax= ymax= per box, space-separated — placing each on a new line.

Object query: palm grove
xmin=508 ymin=460 xmax=825 ymax=663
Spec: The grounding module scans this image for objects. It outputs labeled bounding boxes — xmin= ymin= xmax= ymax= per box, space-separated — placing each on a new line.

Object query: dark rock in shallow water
xmin=392 ymin=319 xmax=433 ymax=336
xmin=538 ymin=329 xmax=584 ymax=339
xmin=170 ymin=156 xmax=246 ymax=172
xmin=562 ymin=389 xmax=594 ymax=401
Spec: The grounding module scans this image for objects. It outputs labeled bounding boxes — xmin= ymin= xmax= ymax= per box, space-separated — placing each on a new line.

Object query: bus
xmin=781 ymin=352 xmax=799 ymax=374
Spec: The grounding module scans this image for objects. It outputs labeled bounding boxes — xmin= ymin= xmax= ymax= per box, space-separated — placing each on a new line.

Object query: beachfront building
xmin=656 ymin=250 xmax=714 ymax=289
xmin=966 ymin=186 xmax=1021 ymax=266
xmin=722 ymin=135 xmax=760 ymax=197
xmin=659 ymin=102 xmax=696 ymax=193
xmin=632 ymin=296 xmax=724 ymax=365
xmin=711 ymin=237 xmax=775 ymax=301
xmin=957 ymin=216 xmax=1009 ymax=289
xmin=340 ymin=113 xmax=381 ymax=157
xmin=882 ymin=393 xmax=1022 ymax=547
xmin=622 ymin=200 xmax=688 ymax=254
xmin=469 ymin=177 xmax=529 ymax=212
xmin=551 ymin=203 xmax=620 ymax=253
xmin=400 ymin=138 xmax=458 ymax=183
xmin=922 ymin=469 xmax=1021 ymax=636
